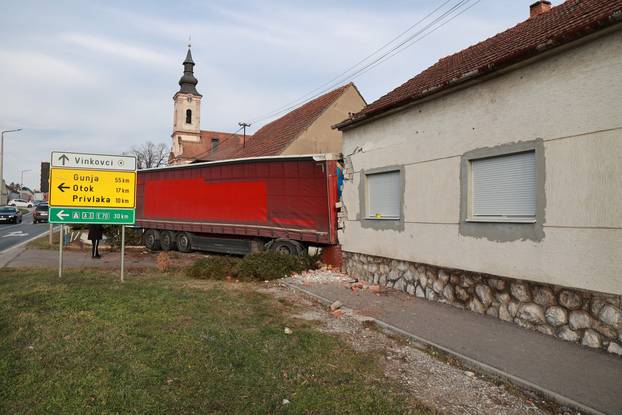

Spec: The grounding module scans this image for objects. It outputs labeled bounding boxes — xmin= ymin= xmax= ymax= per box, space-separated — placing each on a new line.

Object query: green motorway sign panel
xmin=49 ymin=207 xmax=135 ymax=225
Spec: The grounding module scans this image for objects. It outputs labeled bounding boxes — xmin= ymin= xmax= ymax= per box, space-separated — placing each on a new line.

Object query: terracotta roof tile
xmin=227 ymin=83 xmax=354 ymax=158
xmin=338 ymin=0 xmax=622 ymax=129
xmin=175 ymin=130 xmax=246 ymax=162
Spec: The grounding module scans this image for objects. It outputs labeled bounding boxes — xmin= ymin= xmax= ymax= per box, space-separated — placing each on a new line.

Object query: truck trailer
xmin=135 ymin=154 xmax=340 ymax=256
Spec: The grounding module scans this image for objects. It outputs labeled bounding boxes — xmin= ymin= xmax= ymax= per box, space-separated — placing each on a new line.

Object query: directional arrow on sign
xmin=56 ymin=210 xmax=69 ymax=221
xmin=58 ymin=154 xmax=69 ymax=166
xmin=57 ymin=183 xmax=70 ymax=192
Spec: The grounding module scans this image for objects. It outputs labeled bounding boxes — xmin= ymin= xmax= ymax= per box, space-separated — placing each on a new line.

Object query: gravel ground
xmin=260 ymin=272 xmax=582 ymax=415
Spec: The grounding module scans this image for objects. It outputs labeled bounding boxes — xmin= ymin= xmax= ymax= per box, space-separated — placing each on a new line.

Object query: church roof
xmin=177 ymin=47 xmax=201 ymax=97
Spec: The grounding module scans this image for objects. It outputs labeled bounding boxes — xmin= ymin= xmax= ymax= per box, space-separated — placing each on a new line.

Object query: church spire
xmin=178 ymin=44 xmax=201 ymax=96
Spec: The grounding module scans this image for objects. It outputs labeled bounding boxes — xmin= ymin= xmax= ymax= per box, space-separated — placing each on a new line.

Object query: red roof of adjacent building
xmin=171 ymin=130 xmax=246 ymax=163
xmin=191 ymin=83 xmax=355 ymax=162
xmin=336 ymin=0 xmax=622 ymax=130
xmin=228 ymin=83 xmax=354 ymax=158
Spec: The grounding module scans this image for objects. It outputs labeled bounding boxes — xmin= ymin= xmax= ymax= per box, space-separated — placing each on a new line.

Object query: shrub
xmin=71 ymin=225 xmax=143 ymax=249
xmin=156 ymin=252 xmax=171 ymax=272
xmin=185 ymin=256 xmax=240 ymax=280
xmin=185 ymin=251 xmax=319 ymax=281
xmin=102 ymin=226 xmax=143 ymax=248
xmin=236 ymin=251 xmax=319 ymax=281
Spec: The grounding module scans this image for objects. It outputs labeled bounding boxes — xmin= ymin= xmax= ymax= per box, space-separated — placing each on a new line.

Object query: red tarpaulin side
xmin=136 ymin=157 xmax=336 ymax=243
xmin=144 ymin=179 xmax=268 ymax=222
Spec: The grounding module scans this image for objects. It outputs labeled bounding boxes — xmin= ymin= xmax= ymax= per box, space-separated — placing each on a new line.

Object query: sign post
xmin=121 ymin=226 xmax=126 ymax=282
xmin=49 ymin=151 xmax=136 ymax=281
xmin=58 ymin=225 xmax=63 ymax=278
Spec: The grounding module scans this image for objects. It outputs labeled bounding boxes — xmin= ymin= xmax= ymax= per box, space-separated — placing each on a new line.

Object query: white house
xmin=335 ymin=0 xmax=622 ymax=354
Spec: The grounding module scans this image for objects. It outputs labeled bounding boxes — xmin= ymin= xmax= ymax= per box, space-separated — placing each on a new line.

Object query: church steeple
xmin=178 ymin=45 xmax=201 ymax=96
xmin=171 ymin=43 xmax=203 ymax=160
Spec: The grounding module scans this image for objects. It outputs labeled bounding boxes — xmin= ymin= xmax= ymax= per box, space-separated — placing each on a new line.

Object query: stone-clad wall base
xmin=343 ymin=252 xmax=622 ymax=356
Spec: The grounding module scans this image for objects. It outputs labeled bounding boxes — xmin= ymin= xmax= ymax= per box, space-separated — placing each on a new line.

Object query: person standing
xmin=88 ymin=224 xmax=103 ymax=258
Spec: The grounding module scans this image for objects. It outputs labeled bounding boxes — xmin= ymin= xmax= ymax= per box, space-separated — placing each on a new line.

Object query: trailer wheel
xmin=160 ymin=231 xmax=177 ymax=251
xmin=144 ymin=230 xmax=161 ymax=251
xmin=176 ymin=232 xmax=193 ymax=253
xmin=269 ymin=238 xmax=304 ymax=256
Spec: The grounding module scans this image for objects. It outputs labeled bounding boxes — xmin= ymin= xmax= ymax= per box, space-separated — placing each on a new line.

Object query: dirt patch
xmin=259 ymin=283 xmax=575 ymax=415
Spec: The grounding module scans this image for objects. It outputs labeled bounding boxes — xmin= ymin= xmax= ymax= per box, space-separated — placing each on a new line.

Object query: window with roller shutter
xmin=469 ymin=150 xmax=536 ymax=222
xmin=366 ymin=170 xmax=401 ymax=219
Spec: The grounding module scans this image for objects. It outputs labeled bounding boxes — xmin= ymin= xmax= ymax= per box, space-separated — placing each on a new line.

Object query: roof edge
xmin=336 ymin=8 xmax=622 ymax=131
xmin=270 ymin=83 xmax=355 ymax=154
xmin=143 ymin=153 xmax=342 ymax=172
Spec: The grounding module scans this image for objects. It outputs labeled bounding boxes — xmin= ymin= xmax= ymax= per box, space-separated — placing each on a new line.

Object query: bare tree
xmin=126 ymin=142 xmax=170 ymax=169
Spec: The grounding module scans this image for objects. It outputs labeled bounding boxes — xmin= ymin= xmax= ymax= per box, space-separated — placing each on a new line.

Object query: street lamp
xmin=1 ymin=129 xmax=22 ymax=204
xmin=20 ymin=169 xmax=32 ymax=189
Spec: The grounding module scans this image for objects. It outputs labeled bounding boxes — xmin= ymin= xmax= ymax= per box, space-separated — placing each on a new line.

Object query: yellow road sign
xmin=49 ymin=168 xmax=136 ymax=208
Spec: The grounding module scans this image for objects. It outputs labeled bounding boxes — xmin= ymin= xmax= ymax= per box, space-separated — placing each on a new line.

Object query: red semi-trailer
xmin=135 ymin=154 xmax=340 ymax=256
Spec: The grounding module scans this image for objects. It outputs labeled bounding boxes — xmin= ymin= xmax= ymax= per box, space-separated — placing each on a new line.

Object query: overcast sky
xmin=0 ymin=0 xmax=544 ymax=190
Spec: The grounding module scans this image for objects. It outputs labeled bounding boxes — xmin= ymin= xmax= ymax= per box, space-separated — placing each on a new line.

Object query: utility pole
xmin=1 ymin=129 xmax=22 ymax=205
xmin=238 ymin=122 xmax=251 ymax=148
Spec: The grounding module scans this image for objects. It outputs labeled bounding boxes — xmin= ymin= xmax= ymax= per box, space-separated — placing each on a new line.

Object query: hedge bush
xmin=235 ymin=251 xmax=304 ymax=281
xmin=185 ymin=251 xmax=319 ymax=281
xmin=185 ymin=256 xmax=240 ymax=280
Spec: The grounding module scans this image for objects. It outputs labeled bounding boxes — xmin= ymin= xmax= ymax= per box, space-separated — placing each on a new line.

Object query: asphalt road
xmin=0 ymin=211 xmax=53 ymax=253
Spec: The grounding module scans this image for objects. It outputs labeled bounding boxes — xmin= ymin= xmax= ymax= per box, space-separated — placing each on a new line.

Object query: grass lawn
xmin=0 ymin=269 xmax=426 ymax=414
xmin=27 ymin=231 xmax=60 ymax=250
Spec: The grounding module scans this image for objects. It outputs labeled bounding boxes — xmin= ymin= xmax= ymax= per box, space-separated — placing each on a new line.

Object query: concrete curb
xmin=283 ymin=281 xmax=607 ymax=415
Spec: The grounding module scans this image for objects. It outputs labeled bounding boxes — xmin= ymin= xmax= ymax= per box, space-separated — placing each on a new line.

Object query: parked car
xmin=8 ymin=199 xmax=33 ymax=208
xmin=33 ymin=200 xmax=46 ymax=206
xmin=0 ymin=206 xmax=22 ymax=224
xmin=33 ymin=203 xmax=49 ymax=223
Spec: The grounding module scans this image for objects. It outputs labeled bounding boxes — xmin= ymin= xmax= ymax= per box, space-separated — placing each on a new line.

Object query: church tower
xmin=171 ymin=45 xmax=202 ymax=157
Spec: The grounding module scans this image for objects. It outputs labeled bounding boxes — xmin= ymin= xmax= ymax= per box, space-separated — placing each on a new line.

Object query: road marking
xmin=2 ymin=231 xmax=29 ymax=238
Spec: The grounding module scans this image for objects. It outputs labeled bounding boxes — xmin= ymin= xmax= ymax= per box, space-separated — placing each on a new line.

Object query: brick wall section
xmin=343 ymin=251 xmax=622 ymax=356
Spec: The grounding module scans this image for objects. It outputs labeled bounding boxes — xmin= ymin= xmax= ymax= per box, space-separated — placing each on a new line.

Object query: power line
xmin=347 ymin=0 xmax=482 ymax=83
xmin=247 ymin=0 xmax=478 ymax=125
xmin=186 ymin=0 xmax=480 ymax=162
xmin=260 ymin=0 xmax=472 ymax=120
xmin=247 ymin=0 xmax=455 ymax=124
xmin=189 ymin=125 xmax=244 ymax=161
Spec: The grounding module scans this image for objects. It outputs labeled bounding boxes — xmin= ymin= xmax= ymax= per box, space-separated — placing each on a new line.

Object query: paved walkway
xmin=284 ymin=277 xmax=622 ymax=415
xmin=0 ymin=246 xmax=158 ymax=269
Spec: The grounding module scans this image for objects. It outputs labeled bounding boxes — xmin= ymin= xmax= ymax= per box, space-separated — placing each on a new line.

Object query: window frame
xmin=466 ymin=149 xmax=537 ymax=224
xmin=364 ymin=169 xmax=402 ymax=220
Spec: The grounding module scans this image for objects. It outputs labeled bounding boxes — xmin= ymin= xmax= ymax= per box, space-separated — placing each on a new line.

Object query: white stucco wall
xmin=340 ymin=29 xmax=622 ymax=295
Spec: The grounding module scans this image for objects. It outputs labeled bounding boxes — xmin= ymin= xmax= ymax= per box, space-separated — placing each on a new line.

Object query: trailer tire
xmin=160 ymin=231 xmax=177 ymax=251
xmin=176 ymin=232 xmax=193 ymax=253
xmin=144 ymin=230 xmax=161 ymax=251
xmin=269 ymin=238 xmax=304 ymax=256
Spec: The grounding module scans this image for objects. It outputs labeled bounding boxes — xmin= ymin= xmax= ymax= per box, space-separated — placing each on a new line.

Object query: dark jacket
xmin=87 ymin=224 xmax=103 ymax=241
